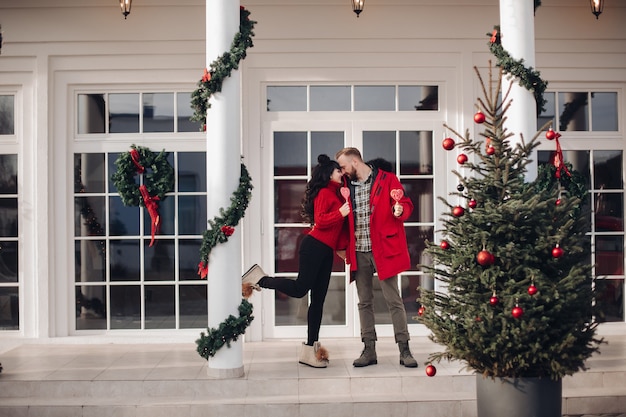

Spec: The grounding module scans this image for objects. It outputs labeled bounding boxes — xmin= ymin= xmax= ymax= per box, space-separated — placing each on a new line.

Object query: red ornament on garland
xmin=552 ymin=244 xmax=564 ymax=258
xmin=528 ymin=284 xmax=538 ymax=296
xmin=425 ymin=364 xmax=437 ymax=377
xmin=474 ymin=111 xmax=486 ymax=124
xmin=221 ymin=225 xmax=235 ymax=237
xmin=476 ymin=250 xmax=494 ymax=266
xmin=442 ymin=137 xmax=455 ymax=150
xmin=468 ymin=199 xmax=477 ymax=209
xmin=546 ymin=128 xmax=556 ymax=140
xmin=457 ymin=154 xmax=468 ymax=164
xmin=556 ymin=198 xmax=562 ymax=206
xmin=486 ymin=145 xmax=495 ymax=155
xmin=512 ymin=305 xmax=524 ymax=319
xmin=452 ymin=206 xmax=465 ymax=217
xmin=440 ymin=240 xmax=450 ymax=250
xmin=418 ymin=306 xmax=425 ymax=316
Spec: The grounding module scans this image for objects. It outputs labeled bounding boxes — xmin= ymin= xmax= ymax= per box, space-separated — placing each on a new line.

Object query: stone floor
xmin=0 ymin=335 xmax=624 ymax=416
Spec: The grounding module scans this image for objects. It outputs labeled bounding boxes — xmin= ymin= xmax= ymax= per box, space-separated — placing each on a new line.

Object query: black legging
xmin=259 ymin=235 xmax=334 ymax=345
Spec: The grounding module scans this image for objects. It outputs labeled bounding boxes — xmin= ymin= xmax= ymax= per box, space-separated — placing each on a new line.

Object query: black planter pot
xmin=476 ymin=374 xmax=562 ymax=417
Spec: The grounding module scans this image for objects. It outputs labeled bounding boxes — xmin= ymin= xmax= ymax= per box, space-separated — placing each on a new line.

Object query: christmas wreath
xmin=488 ymin=26 xmax=548 ymax=114
xmin=111 ymin=145 xmax=174 ymax=246
xmin=196 ymin=299 xmax=254 ymax=359
xmin=190 ymin=6 xmax=256 ymax=131
xmin=197 ymin=162 xmax=253 ymax=278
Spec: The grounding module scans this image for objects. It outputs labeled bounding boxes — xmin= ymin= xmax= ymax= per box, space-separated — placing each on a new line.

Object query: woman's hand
xmin=339 ymin=201 xmax=350 ymax=217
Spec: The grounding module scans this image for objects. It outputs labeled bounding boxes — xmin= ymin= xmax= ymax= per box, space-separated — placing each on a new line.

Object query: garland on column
xmin=111 ymin=145 xmax=174 ymax=246
xmin=487 ymin=26 xmax=548 ymax=114
xmin=196 ymin=299 xmax=254 ymax=359
xmin=192 ymin=7 xmax=257 ymax=359
xmin=190 ymin=6 xmax=256 ymax=131
xmin=197 ymin=162 xmax=253 ymax=278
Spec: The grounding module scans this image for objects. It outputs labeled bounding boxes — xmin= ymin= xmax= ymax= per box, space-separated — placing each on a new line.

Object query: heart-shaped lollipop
xmin=340 ymin=187 xmax=350 ymax=201
xmin=390 ymin=189 xmax=404 ymax=202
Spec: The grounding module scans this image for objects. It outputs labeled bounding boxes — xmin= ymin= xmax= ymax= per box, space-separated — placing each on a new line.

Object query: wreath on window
xmin=111 ymin=145 xmax=174 ymax=246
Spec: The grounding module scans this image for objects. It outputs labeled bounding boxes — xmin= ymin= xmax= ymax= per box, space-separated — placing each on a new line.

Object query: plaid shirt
xmin=352 ymin=172 xmax=373 ymax=252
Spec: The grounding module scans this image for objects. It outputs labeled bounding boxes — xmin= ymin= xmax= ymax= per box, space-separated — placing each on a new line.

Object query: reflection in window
xmin=596 ymin=279 xmax=624 ymax=323
xmin=1 ymin=153 xmax=19 ymax=330
xmin=177 ymin=92 xmax=201 ymax=132
xmin=109 ymin=93 xmax=140 ymax=133
xmin=267 ymin=86 xmax=307 ymax=111
xmin=0 ymin=95 xmax=15 ymax=135
xmin=355 ymin=86 xmax=395 ymax=111
xmin=400 ymin=131 xmax=433 ymax=175
xmin=399 ymin=86 xmax=439 ymax=111
xmin=592 ymin=92 xmax=618 ymax=131
xmin=78 ymin=94 xmax=106 ymax=134
xmin=537 ymin=92 xmax=556 ymax=130
xmin=559 ymin=92 xmax=588 ymax=131
xmin=310 ymin=86 xmax=350 ymax=111
xmin=143 ymin=93 xmax=174 ymax=133
xmin=363 ymin=131 xmax=396 ymax=171
xmin=311 ymin=131 xmax=344 ymax=167
xmin=274 ymin=131 xmax=307 ymax=176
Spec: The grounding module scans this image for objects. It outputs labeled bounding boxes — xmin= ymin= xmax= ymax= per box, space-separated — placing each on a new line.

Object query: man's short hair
xmin=335 ymin=147 xmax=362 ymax=161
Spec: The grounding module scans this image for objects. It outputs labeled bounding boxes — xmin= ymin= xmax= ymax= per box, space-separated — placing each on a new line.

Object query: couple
xmin=242 ymin=147 xmax=417 ymax=369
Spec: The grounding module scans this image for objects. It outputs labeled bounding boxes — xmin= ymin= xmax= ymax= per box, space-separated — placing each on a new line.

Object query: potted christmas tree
xmin=419 ymin=64 xmax=603 ymax=417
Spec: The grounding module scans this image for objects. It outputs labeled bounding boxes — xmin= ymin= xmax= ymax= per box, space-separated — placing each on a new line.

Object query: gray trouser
xmin=354 ymin=251 xmax=410 ymax=343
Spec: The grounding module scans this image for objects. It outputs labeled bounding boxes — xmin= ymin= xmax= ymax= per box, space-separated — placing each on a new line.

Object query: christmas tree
xmin=419 ymin=64 xmax=603 ymax=380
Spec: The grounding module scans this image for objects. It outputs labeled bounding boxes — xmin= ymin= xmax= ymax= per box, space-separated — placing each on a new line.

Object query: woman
xmin=242 ymin=154 xmax=349 ymax=368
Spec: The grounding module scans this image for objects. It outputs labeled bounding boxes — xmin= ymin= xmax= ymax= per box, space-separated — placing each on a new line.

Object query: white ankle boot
xmin=298 ymin=342 xmax=329 ymax=368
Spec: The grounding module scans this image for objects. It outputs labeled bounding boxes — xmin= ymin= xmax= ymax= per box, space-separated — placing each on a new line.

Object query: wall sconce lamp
xmin=590 ymin=0 xmax=604 ymax=19
xmin=351 ymin=0 xmax=364 ymax=18
xmin=120 ymin=0 xmax=132 ymax=19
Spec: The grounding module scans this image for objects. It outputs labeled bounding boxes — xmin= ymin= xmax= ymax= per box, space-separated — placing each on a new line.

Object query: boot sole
xmin=299 ymin=360 xmax=328 ymax=368
xmin=399 ymin=359 xmax=418 ymax=368
xmin=353 ymin=359 xmax=377 ymax=367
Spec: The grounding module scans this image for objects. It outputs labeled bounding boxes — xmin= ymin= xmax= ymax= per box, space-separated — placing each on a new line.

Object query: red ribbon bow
xmin=202 ymin=68 xmax=211 ymax=83
xmin=197 ymin=261 xmax=208 ymax=279
xmin=552 ymin=132 xmax=571 ymax=179
xmin=139 ymin=185 xmax=161 ymax=247
xmin=129 ymin=149 xmax=145 ymax=174
xmin=490 ymin=29 xmax=498 ymax=44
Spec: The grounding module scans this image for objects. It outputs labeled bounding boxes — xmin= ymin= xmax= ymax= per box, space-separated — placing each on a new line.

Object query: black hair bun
xmin=317 ymin=154 xmax=331 ymax=165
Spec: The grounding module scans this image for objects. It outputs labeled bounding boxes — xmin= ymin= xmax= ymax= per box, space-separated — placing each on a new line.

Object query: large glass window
xmin=267 ymin=85 xmax=439 ymax=112
xmin=537 ymin=91 xmax=618 ymax=132
xmin=74 ymin=151 xmax=208 ymax=330
xmin=0 ymin=95 xmax=15 ymax=135
xmin=0 ymin=154 xmax=18 ymax=330
xmin=538 ymin=149 xmax=625 ymax=323
xmin=77 ymin=92 xmax=202 ymax=135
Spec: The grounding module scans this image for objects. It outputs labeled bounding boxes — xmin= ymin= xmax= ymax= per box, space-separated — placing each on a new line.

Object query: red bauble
xmin=425 ymin=364 xmax=437 ymax=377
xmin=468 ymin=199 xmax=477 ymax=209
xmin=512 ymin=306 xmax=524 ymax=318
xmin=528 ymin=284 xmax=538 ymax=296
xmin=556 ymin=198 xmax=562 ymax=206
xmin=457 ymin=154 xmax=468 ymax=164
xmin=474 ymin=111 xmax=486 ymax=124
xmin=440 ymin=240 xmax=450 ymax=250
xmin=489 ymin=295 xmax=499 ymax=306
xmin=418 ymin=306 xmax=425 ymax=316
xmin=452 ymin=206 xmax=465 ymax=217
xmin=546 ymin=128 xmax=556 ymax=140
xmin=552 ymin=245 xmax=564 ymax=258
xmin=476 ymin=250 xmax=494 ymax=266
xmin=442 ymin=137 xmax=455 ymax=150
xmin=486 ymin=145 xmax=495 ymax=155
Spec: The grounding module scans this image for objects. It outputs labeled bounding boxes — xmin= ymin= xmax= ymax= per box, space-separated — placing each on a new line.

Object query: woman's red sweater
xmin=308 ymin=181 xmax=349 ymax=251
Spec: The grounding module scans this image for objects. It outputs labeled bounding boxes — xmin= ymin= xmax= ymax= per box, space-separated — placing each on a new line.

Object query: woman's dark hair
xmin=301 ymin=154 xmax=340 ymax=224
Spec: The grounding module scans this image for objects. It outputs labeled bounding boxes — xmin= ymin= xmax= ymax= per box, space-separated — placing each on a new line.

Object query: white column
xmin=499 ymin=0 xmax=537 ymax=177
xmin=205 ymin=0 xmax=244 ymax=378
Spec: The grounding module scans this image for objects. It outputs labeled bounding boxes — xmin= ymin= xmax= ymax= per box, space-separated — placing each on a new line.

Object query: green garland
xmin=111 ymin=145 xmax=174 ymax=207
xmin=488 ymin=26 xmax=548 ymax=114
xmin=197 ymin=162 xmax=253 ymax=278
xmin=196 ymin=299 xmax=254 ymax=359
xmin=190 ymin=6 xmax=256 ymax=131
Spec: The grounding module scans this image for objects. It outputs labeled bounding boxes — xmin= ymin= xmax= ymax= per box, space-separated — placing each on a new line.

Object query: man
xmin=335 ymin=147 xmax=417 ymax=368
